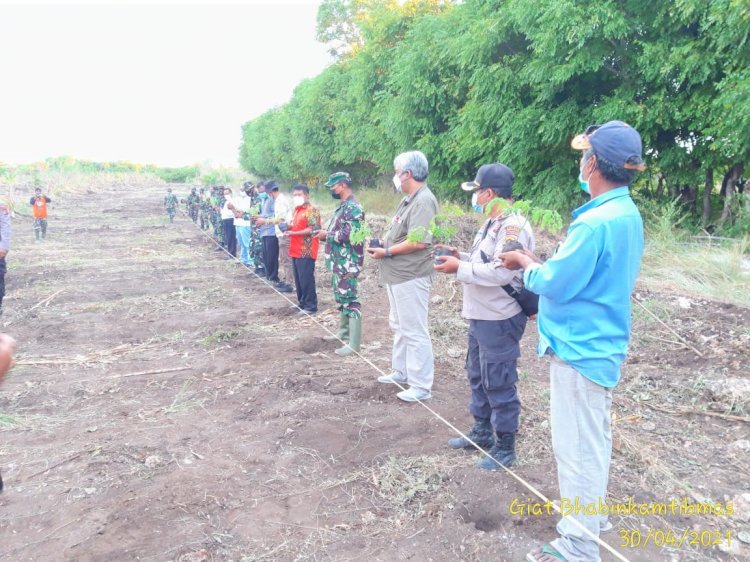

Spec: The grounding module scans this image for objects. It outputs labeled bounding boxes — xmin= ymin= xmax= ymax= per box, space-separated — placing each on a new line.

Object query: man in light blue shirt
xmin=501 ymin=121 xmax=645 ymax=562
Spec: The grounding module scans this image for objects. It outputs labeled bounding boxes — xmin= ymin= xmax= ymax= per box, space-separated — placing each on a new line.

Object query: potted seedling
xmin=406 ymin=215 xmax=458 ymax=264
xmin=350 ymin=223 xmax=377 ymax=247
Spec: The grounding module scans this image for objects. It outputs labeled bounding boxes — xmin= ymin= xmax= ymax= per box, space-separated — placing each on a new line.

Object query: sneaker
xmin=396 ymin=386 xmax=431 ymax=402
xmin=377 ymin=371 xmax=407 ymax=385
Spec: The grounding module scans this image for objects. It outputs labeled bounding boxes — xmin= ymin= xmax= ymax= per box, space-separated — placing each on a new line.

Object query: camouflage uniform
xmin=186 ymin=191 xmax=200 ymax=222
xmin=325 ymin=194 xmax=365 ymax=318
xmin=248 ymin=192 xmax=265 ymax=270
xmin=210 ymin=188 xmax=225 ymax=244
xmin=164 ymin=193 xmax=178 ymax=222
xmin=199 ymin=191 xmax=211 ymax=230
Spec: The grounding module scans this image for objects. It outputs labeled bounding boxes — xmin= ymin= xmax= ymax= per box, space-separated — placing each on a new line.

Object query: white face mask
xmin=392 ymin=173 xmax=402 ymax=192
xmin=292 ymin=195 xmax=305 ymax=208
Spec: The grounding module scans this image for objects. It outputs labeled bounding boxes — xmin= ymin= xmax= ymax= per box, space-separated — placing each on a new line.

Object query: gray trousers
xmin=549 ymin=354 xmax=612 ymax=562
xmin=386 ymin=276 xmax=434 ymax=391
xmin=466 ymin=314 xmax=527 ymax=433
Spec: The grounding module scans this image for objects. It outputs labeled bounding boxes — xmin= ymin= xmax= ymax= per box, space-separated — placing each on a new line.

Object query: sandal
xmin=526 ymin=543 xmax=568 ymax=562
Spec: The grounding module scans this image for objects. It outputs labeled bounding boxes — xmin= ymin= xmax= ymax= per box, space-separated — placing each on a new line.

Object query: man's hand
xmin=255 ymin=218 xmax=266 ymax=225
xmin=367 ymin=247 xmax=387 ymax=260
xmin=227 ymin=202 xmax=235 ymax=210
xmin=232 ymin=210 xmax=243 ymax=218
xmin=434 ymin=255 xmax=460 ymax=273
xmin=434 ymin=244 xmax=460 ymax=259
xmin=315 ymin=230 xmax=327 ymax=240
xmin=498 ymin=250 xmax=534 ymax=270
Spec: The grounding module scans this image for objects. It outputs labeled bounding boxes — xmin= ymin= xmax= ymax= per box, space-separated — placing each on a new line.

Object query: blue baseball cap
xmin=571 ymin=120 xmax=646 ymax=171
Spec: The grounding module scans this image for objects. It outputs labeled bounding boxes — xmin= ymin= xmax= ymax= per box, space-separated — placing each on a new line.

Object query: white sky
xmin=0 ymin=1 xmax=332 ymax=167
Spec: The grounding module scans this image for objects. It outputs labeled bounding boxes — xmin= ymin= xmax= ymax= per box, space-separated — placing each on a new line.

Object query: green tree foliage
xmin=239 ymin=0 xmax=749 ymax=226
xmin=153 ymin=166 xmax=200 ymax=183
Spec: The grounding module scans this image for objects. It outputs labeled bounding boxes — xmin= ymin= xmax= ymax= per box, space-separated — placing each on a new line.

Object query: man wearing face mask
xmin=317 ymin=172 xmax=365 ymax=355
xmin=220 ymin=187 xmax=237 ymax=257
xmin=433 ymin=163 xmax=534 ymax=470
xmin=500 ymin=121 xmax=645 ymax=562
xmin=231 ymin=184 xmax=254 ymax=267
xmin=286 ymin=185 xmax=321 ymax=314
xmin=367 ymin=151 xmax=439 ymax=402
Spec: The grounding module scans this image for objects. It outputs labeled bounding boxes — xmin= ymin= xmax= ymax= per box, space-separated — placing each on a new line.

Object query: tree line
xmin=239 ymin=0 xmax=748 ymax=230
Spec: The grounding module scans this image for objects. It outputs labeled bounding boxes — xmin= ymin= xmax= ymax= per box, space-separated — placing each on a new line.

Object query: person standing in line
xmin=220 ymin=187 xmax=237 ymax=257
xmin=433 ymin=163 xmax=534 ymax=470
xmin=254 ymin=180 xmax=288 ymax=290
xmin=286 ymin=184 xmax=321 ymax=314
xmin=367 ymin=150 xmax=438 ymax=402
xmin=30 ymin=187 xmax=51 ymax=241
xmin=231 ymin=185 xmax=254 ymax=266
xmin=500 ymin=121 xmax=646 ymax=562
xmin=318 ymin=172 xmax=366 ymax=356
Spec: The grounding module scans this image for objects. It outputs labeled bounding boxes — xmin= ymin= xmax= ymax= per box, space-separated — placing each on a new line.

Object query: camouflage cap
xmin=325 ymin=171 xmax=352 ymax=187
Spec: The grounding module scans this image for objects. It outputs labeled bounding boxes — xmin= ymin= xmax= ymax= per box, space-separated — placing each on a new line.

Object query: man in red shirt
xmin=29 ymin=187 xmax=52 ymax=242
xmin=285 ymin=185 xmax=321 ymax=315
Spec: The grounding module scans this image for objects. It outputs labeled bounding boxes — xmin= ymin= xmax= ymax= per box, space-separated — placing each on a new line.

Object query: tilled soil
xmin=0 ymin=184 xmax=747 ymax=561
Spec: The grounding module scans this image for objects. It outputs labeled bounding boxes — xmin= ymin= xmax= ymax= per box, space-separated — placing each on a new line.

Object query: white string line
xmin=178 ymin=209 xmax=631 ymax=562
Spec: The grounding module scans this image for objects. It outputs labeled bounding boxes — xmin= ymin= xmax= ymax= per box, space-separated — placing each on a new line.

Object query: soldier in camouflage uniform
xmin=198 ymin=187 xmax=211 ymax=230
xmin=249 ymin=182 xmax=266 ymax=275
xmin=186 ymin=187 xmax=200 ymax=223
xmin=164 ymin=188 xmax=178 ymax=223
xmin=317 ymin=172 xmax=365 ymax=356
xmin=210 ymin=186 xmax=225 ymax=247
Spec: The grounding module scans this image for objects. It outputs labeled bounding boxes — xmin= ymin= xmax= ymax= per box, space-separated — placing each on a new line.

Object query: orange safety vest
xmin=32 ymin=197 xmax=48 ymax=219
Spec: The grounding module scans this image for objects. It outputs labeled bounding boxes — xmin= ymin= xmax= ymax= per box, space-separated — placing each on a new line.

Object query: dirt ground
xmin=0 ymin=183 xmax=748 ymax=562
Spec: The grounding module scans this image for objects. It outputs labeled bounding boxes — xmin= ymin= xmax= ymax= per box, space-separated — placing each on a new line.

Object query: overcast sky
xmin=0 ymin=1 xmax=332 ymax=167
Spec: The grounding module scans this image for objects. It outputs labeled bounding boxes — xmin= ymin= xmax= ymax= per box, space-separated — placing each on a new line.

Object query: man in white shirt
xmin=220 ymin=187 xmax=237 ymax=257
xmin=232 ymin=186 xmax=254 ymax=266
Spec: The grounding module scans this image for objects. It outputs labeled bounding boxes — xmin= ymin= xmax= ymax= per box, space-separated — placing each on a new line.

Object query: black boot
xmin=476 ymin=432 xmax=516 ymax=470
xmin=447 ymin=417 xmax=495 ymax=449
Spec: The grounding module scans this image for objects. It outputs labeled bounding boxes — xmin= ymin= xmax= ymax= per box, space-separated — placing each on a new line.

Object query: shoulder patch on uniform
xmin=504 ymin=224 xmax=521 ymax=241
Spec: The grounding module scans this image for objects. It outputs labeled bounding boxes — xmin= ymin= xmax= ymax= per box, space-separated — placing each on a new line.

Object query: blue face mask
xmin=578 ymin=170 xmax=590 ymax=194
xmin=471 ymin=191 xmax=483 ymax=213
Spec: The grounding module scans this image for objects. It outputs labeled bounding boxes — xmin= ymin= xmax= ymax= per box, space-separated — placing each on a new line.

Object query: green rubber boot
xmin=335 ymin=315 xmax=361 ymax=356
xmin=323 ymin=312 xmax=348 ymax=342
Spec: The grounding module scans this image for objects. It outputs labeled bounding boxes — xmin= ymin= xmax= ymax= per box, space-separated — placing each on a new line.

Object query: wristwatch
xmin=385 ymin=248 xmax=393 ymax=258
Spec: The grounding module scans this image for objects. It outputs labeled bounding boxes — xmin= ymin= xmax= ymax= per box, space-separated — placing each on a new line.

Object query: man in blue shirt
xmin=501 ymin=121 xmax=645 ymax=562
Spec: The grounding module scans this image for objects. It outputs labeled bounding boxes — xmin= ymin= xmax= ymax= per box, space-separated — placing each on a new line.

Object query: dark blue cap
xmin=265 ymin=179 xmax=279 ymax=191
xmin=571 ymin=120 xmax=645 ymax=171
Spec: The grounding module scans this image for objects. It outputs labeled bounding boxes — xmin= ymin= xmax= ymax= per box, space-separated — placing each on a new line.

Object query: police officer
xmin=434 ymin=163 xmax=534 ymax=469
xmin=317 ymin=172 xmax=365 ymax=356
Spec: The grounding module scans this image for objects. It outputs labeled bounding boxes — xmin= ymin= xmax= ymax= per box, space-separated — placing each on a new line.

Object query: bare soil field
xmin=0 ymin=183 xmax=748 ymax=561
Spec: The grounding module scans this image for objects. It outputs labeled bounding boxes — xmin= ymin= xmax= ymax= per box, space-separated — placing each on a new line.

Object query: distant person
xmin=164 ymin=188 xmax=178 ymax=223
xmin=29 ymin=187 xmax=51 ymax=241
xmin=275 ymin=186 xmax=294 ymax=292
xmin=367 ymin=151 xmax=438 ymax=402
xmin=500 ymin=121 xmax=646 ymax=562
xmin=187 ymin=187 xmax=200 ymax=222
xmin=255 ymin=180 xmax=292 ymax=292
xmin=198 ymin=187 xmax=211 ymax=230
xmin=249 ymin=182 xmax=266 ymax=275
xmin=285 ymin=184 xmax=321 ymax=314
xmin=220 ymin=187 xmax=237 ymax=257
xmin=433 ymin=163 xmax=534 ymax=470
xmin=0 ymin=201 xmax=10 ymax=318
xmin=231 ymin=184 xmax=254 ymax=267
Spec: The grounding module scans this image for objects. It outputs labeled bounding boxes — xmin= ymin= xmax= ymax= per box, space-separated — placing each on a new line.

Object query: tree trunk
xmin=702 ymin=168 xmax=713 ymax=227
xmin=655 ymin=175 xmax=665 ymax=198
xmin=720 ymin=163 xmax=744 ymax=223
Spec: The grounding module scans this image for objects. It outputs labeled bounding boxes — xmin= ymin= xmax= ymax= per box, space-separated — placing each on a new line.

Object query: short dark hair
xmin=292 ymin=184 xmax=309 ymax=194
xmin=585 ymin=148 xmax=635 ymax=185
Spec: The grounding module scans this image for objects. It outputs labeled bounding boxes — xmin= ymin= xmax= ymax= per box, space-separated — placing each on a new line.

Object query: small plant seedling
xmin=350 ymin=223 xmax=372 ymax=246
